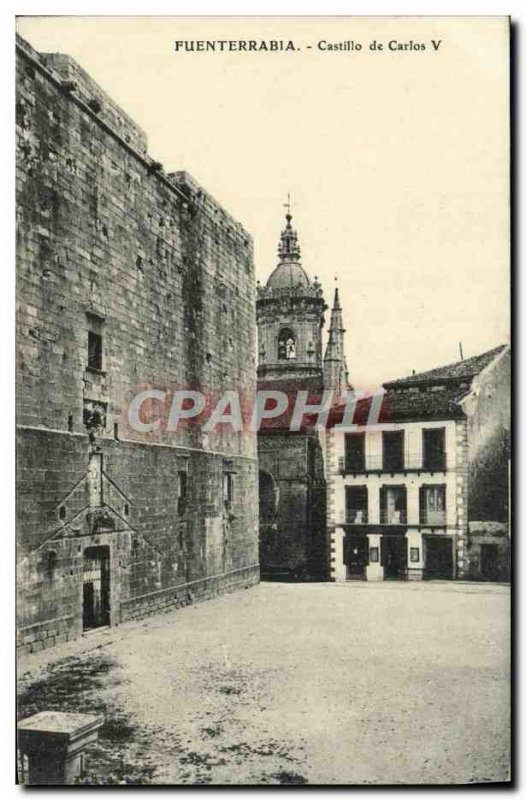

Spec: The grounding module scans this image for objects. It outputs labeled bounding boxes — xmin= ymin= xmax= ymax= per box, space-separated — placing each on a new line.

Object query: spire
xmin=326 ymin=284 xmax=345 ymax=350
xmin=277 ymin=196 xmax=301 ymax=263
xmin=324 ymin=281 xmax=351 ymax=392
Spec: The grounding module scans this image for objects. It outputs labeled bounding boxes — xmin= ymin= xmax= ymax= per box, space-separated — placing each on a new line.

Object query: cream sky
xmin=16 ymin=15 xmax=510 ymax=389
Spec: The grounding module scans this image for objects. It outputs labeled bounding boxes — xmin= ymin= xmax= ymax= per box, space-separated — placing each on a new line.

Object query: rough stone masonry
xmin=16 ymin=34 xmax=259 ymax=655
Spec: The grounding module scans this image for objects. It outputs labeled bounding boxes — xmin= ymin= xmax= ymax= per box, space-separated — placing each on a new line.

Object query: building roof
xmin=325 ymin=344 xmax=509 ymax=426
xmin=323 ymin=385 xmax=467 ymax=427
xmin=383 ymin=345 xmax=507 ymax=389
xmin=266 ymin=261 xmax=311 ymax=289
xmin=378 ymin=386 xmax=468 ymax=422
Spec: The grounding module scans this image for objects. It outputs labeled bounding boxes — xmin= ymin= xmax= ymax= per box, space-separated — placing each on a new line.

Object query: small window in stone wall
xmin=46 ymin=550 xmax=57 ymax=580
xmin=223 ymin=472 xmax=234 ymax=508
xmin=177 ymin=471 xmax=188 ymax=515
xmin=88 ymin=331 xmax=102 ymax=371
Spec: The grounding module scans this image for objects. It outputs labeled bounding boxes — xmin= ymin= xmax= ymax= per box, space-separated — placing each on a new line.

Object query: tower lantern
xmin=256 ymin=207 xmax=326 ymax=387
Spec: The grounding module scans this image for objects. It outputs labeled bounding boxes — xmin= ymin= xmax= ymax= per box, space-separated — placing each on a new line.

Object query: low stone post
xmin=17 ymin=711 xmax=104 ymax=785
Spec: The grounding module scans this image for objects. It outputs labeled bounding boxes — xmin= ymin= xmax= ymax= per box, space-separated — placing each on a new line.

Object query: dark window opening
xmin=177 ymin=471 xmax=188 ymax=515
xmin=223 ymin=472 xmax=234 ymax=508
xmin=343 ymin=534 xmax=368 ymax=579
xmin=124 ymin=503 xmax=129 ymax=517
xmin=380 ymin=486 xmax=407 ymax=524
xmin=46 ymin=550 xmax=57 ymax=580
xmin=381 ymin=535 xmax=408 ymax=579
xmin=345 ymin=486 xmax=368 ymax=524
xmin=59 ymin=506 xmax=66 ymax=520
xmin=277 ymin=328 xmax=296 ymax=360
xmin=424 ymin=536 xmax=453 ymax=579
xmin=423 ymin=428 xmax=446 ymax=471
xmin=383 ymin=431 xmax=404 ymax=471
xmin=345 ymin=433 xmax=365 ymax=472
xmin=88 ymin=331 xmax=102 ymax=371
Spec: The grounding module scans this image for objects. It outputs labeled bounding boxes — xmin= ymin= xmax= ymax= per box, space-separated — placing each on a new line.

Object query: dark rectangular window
xmin=88 ymin=331 xmax=102 ymax=371
xmin=177 ymin=471 xmax=188 ymax=515
xmin=345 ymin=433 xmax=365 ymax=472
xmin=380 ymin=485 xmax=407 ymax=524
xmin=224 ymin=473 xmax=234 ymax=507
xmin=423 ymin=428 xmax=446 ymax=471
xmin=420 ymin=484 xmax=446 ymax=525
xmin=383 ymin=431 xmax=404 ymax=471
xmin=345 ymin=486 xmax=368 ymax=524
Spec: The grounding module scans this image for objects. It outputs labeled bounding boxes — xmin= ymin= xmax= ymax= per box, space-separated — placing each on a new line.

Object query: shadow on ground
xmin=17 ymin=650 xmax=157 ymax=784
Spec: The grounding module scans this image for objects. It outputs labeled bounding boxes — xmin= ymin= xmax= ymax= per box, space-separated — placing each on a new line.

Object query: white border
xmin=2 ymin=3 xmax=521 ymax=798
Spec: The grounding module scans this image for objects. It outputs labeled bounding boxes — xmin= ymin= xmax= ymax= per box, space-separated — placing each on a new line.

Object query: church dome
xmin=266 ymin=261 xmax=310 ymax=289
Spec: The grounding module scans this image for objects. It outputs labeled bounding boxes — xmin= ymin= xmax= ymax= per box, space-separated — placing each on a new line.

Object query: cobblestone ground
xmin=17 ymin=581 xmax=510 ymax=785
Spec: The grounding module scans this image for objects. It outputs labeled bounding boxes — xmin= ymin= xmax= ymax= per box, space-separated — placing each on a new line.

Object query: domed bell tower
xmin=256 ymin=205 xmax=329 ymax=582
xmin=256 ymin=210 xmax=327 ymax=388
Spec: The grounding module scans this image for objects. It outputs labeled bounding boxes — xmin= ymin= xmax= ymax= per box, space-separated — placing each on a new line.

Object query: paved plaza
xmin=17 ymin=581 xmax=510 ymax=785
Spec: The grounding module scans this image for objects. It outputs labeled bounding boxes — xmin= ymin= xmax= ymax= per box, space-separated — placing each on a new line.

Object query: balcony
xmin=420 ymin=510 xmax=447 ymax=526
xmin=345 ymin=509 xmax=368 ymax=524
xmin=380 ymin=509 xmax=407 ymax=525
xmin=338 ymin=453 xmax=447 ymax=475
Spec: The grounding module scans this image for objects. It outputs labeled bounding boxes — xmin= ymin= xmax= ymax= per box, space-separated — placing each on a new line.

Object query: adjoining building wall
xmin=460 ymin=348 xmax=511 ymax=580
xmin=16 ymin=35 xmax=259 ymax=653
xmin=258 ymin=433 xmax=326 ymax=579
xmin=463 ymin=522 xmax=510 ymax=583
xmin=463 ymin=348 xmax=511 ymax=523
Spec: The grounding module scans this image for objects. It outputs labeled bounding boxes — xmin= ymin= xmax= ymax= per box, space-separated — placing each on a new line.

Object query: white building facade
xmin=326 ymin=416 xmax=468 ymax=581
xmin=325 ymin=344 xmax=510 ymax=582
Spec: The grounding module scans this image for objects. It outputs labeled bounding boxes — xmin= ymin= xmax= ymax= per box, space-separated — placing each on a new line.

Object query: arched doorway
xmin=259 ymin=470 xmax=278 ymax=576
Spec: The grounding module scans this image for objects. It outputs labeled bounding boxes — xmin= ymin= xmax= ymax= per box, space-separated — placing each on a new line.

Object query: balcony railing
xmin=345 ymin=509 xmax=368 ymax=524
xmin=421 ymin=455 xmax=447 ymax=472
xmin=380 ymin=509 xmax=407 ymax=525
xmin=338 ymin=453 xmax=447 ymax=474
xmin=341 ymin=509 xmax=446 ymax=527
xmin=420 ymin=510 xmax=447 ymax=526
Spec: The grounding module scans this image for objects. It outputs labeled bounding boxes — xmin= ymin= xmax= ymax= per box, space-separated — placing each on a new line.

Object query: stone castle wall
xmin=16 ymin=34 xmax=259 ymax=652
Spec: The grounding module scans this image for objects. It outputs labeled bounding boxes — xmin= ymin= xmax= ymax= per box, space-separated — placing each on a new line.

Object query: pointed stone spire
xmin=325 ymin=284 xmax=345 ymax=361
xmin=324 ymin=281 xmax=351 ymax=392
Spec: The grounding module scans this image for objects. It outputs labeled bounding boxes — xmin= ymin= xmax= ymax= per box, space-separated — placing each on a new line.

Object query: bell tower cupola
xmin=256 ymin=202 xmax=327 ymax=388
